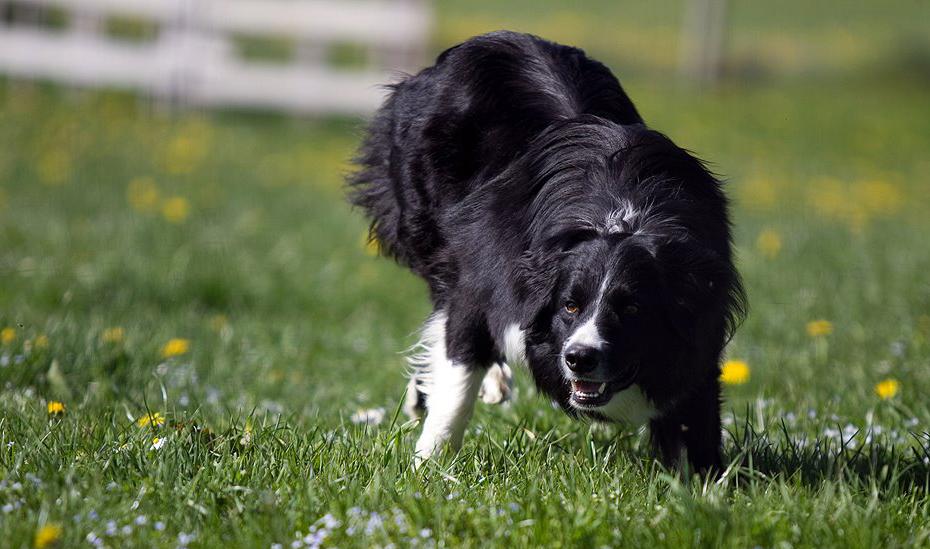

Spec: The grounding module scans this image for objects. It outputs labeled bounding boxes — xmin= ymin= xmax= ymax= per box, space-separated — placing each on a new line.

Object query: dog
xmin=348 ymin=31 xmax=745 ymax=472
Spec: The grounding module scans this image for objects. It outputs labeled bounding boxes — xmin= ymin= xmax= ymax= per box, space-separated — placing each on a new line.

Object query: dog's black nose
xmin=564 ymin=346 xmax=599 ymax=374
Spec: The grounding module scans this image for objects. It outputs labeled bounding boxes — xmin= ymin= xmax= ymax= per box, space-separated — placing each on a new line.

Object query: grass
xmin=2 ymin=2 xmax=930 ymax=547
xmin=435 ymin=0 xmax=930 ymax=79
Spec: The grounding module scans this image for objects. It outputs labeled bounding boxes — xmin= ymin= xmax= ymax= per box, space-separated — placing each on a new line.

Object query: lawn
xmin=2 ymin=2 xmax=930 ymax=548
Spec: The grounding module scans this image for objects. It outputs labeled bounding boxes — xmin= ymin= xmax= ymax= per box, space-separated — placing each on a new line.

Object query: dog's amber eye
xmin=564 ymin=301 xmax=579 ymax=314
xmin=623 ymin=304 xmax=639 ymax=315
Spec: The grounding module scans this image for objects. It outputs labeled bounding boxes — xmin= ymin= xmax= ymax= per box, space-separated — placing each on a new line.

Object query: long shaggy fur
xmin=348 ymin=31 xmax=746 ymax=472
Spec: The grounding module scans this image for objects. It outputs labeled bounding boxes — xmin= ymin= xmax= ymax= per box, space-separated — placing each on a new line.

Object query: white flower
xmin=842 ymin=424 xmax=859 ymax=444
xmin=365 ymin=512 xmax=384 ymax=535
xmin=351 ymin=407 xmax=386 ymax=426
xmin=151 ymin=437 xmax=167 ymax=450
xmin=318 ymin=513 xmax=340 ymax=530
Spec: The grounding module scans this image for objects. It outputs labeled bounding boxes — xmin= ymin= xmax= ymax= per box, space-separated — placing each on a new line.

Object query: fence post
xmin=678 ymin=0 xmax=727 ymax=86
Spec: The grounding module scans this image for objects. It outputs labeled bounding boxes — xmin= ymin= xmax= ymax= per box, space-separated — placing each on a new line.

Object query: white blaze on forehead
xmin=565 ymin=315 xmax=604 ymax=350
xmin=563 ymin=272 xmax=612 ymax=352
xmin=604 ymin=202 xmax=642 ymax=235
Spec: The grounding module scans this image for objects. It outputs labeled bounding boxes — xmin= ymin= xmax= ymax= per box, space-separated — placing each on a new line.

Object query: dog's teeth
xmin=598 ymin=383 xmax=606 ymax=394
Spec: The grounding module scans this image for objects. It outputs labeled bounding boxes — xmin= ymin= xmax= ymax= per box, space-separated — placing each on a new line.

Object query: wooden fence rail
xmin=0 ymin=0 xmax=432 ymax=114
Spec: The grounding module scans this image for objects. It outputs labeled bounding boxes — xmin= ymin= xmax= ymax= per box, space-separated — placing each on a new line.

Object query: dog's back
xmin=350 ymin=31 xmax=642 ymax=289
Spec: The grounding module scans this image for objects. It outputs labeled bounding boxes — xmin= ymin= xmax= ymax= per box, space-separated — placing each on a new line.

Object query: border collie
xmin=349 ymin=31 xmax=745 ymax=472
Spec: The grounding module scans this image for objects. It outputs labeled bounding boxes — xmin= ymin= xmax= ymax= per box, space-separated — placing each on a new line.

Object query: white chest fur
xmin=594 ymin=385 xmax=656 ymax=426
xmin=502 ymin=323 xmax=527 ymax=366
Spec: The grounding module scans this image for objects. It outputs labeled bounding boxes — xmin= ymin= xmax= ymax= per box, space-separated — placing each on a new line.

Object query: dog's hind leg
xmin=478 ymin=363 xmax=513 ymax=405
xmin=408 ymin=312 xmax=486 ymax=464
xmin=402 ymin=375 xmax=427 ymax=420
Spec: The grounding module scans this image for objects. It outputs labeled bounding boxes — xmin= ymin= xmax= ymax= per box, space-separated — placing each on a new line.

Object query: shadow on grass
xmin=722 ymin=418 xmax=930 ymax=492
xmin=489 ymin=412 xmax=930 ymax=493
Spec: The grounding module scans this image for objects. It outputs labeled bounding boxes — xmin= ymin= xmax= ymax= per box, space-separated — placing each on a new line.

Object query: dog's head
xmin=512 ymin=124 xmax=745 ymax=416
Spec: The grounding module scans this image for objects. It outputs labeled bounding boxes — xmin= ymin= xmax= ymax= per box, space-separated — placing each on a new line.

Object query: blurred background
xmin=1 ymin=0 xmax=929 ymax=418
xmin=3 ymin=4 xmax=930 ymax=546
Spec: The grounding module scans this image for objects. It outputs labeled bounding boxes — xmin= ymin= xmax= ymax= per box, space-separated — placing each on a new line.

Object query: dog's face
xmin=518 ymin=231 xmax=736 ymax=416
xmin=549 ymin=238 xmax=671 ymax=411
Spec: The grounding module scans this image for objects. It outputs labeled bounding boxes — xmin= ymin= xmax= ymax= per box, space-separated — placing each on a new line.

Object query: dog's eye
xmin=623 ymin=304 xmax=639 ymax=315
xmin=564 ymin=301 xmax=579 ymax=314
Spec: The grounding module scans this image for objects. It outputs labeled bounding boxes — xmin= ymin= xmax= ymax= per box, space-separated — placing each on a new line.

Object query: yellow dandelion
xmin=101 ymin=327 xmax=125 ymax=344
xmin=163 ymin=127 xmax=209 ymax=175
xmin=1 ymin=327 xmax=15 ymax=344
xmin=808 ymin=177 xmax=867 ymax=232
xmin=136 ymin=412 xmax=165 ymax=428
xmin=34 ymin=523 xmax=62 ymax=549
xmin=739 ymin=177 xmax=777 ymax=211
xmin=853 ymin=179 xmax=902 ymax=216
xmin=755 ymin=229 xmax=783 ymax=259
xmin=127 ymin=176 xmax=161 ymax=213
xmin=161 ymin=338 xmax=190 ymax=358
xmin=161 ymin=196 xmax=190 ymax=224
xmin=34 ymin=334 xmax=49 ymax=349
xmin=720 ymin=360 xmax=750 ymax=385
xmin=806 ymin=320 xmax=833 ymax=337
xmin=47 ymin=401 xmax=65 ymax=416
xmin=37 ymin=150 xmax=72 ymax=185
xmin=874 ymin=378 xmax=900 ymax=400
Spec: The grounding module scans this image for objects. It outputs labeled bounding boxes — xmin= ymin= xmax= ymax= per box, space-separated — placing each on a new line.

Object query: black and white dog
xmin=349 ymin=31 xmax=745 ymax=472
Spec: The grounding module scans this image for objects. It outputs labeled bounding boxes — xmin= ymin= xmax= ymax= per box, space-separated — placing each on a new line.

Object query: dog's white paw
xmin=479 ymin=363 xmax=513 ymax=405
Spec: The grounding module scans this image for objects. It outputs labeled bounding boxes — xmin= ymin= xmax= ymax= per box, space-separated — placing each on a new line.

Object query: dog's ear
xmin=513 ymin=249 xmax=564 ymax=331
xmin=651 ymin=239 xmax=745 ymax=343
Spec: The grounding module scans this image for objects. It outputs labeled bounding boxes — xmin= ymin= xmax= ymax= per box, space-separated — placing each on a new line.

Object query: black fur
xmin=349 ymin=31 xmax=746 ymax=472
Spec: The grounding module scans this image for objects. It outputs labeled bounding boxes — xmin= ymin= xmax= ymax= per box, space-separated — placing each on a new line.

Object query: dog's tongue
xmin=571 ymin=380 xmax=602 ymax=393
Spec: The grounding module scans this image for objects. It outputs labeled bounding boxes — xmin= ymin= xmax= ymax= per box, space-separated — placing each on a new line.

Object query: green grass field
xmin=2 ymin=2 xmax=930 ymax=547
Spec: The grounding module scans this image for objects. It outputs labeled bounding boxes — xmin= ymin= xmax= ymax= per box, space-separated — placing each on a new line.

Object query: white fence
xmin=0 ymin=0 xmax=432 ymax=114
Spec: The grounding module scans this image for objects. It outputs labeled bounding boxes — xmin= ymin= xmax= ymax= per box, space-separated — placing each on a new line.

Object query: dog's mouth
xmin=568 ymin=368 xmax=638 ymax=408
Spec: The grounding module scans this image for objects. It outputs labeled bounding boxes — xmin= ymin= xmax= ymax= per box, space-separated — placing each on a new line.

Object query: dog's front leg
xmin=414 ymin=358 xmax=485 ymax=464
xmin=649 ymin=377 xmax=723 ymax=475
